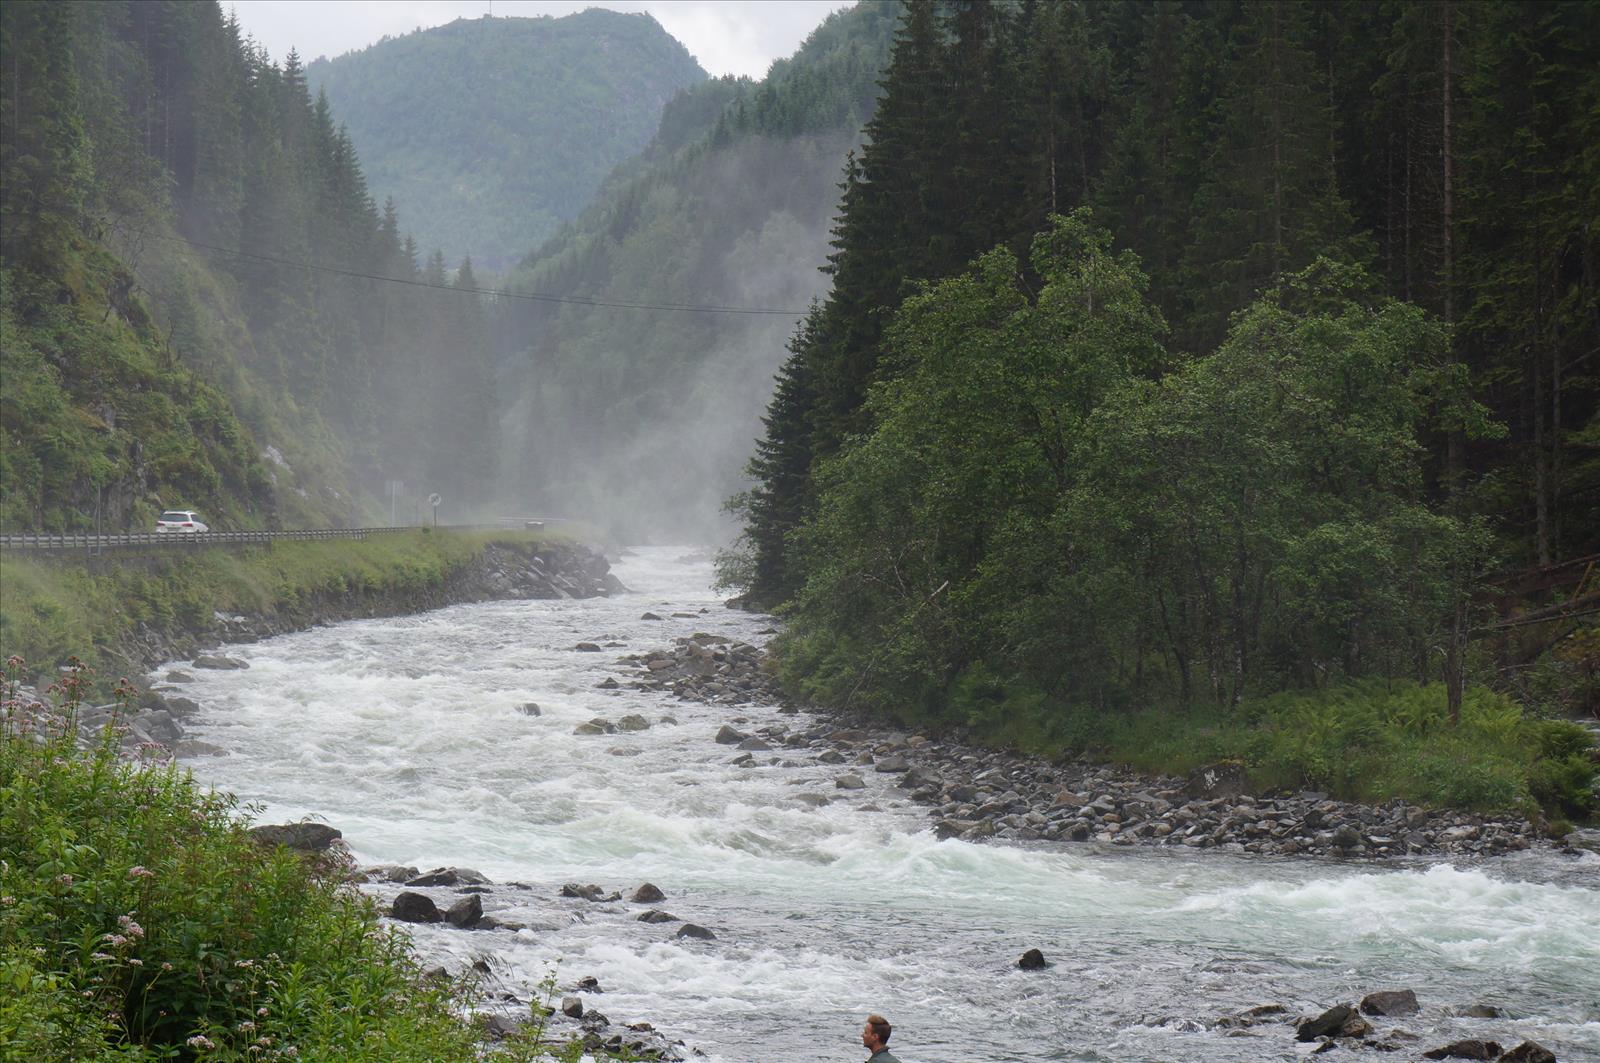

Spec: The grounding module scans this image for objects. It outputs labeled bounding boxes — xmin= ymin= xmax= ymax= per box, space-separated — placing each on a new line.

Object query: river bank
xmin=620 ymin=632 xmax=1590 ymax=862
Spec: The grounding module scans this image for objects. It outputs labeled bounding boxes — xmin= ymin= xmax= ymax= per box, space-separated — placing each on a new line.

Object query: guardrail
xmin=0 ymin=521 xmax=579 ymax=554
xmin=0 ymin=527 xmax=421 ymax=552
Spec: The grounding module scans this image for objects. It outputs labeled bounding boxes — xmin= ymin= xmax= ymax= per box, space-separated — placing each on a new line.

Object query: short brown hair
xmin=866 ymin=1014 xmax=892 ymax=1045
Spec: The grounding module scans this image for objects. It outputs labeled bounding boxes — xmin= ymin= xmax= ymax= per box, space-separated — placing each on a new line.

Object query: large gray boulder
xmin=249 ymin=822 xmax=342 ymax=852
xmin=391 ymin=892 xmax=442 ymax=923
xmin=445 ymin=894 xmax=483 ymax=929
xmin=1360 ymin=989 xmax=1419 ymax=1017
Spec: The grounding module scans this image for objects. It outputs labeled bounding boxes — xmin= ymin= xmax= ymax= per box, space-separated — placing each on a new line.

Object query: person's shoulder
xmin=870 ymin=1052 xmax=903 ymax=1063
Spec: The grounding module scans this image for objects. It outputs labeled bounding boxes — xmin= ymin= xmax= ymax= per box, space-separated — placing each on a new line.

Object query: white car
xmin=156 ymin=510 xmax=209 ymax=533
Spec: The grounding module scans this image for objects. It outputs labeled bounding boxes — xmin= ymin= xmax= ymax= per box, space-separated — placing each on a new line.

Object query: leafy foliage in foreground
xmin=0 ymin=664 xmax=582 ymax=1061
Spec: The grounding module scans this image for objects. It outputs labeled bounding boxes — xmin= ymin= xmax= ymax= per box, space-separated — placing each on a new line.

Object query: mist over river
xmin=167 ymin=549 xmax=1600 ymax=1062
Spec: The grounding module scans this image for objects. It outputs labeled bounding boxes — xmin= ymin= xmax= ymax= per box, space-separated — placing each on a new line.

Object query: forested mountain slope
xmin=729 ymin=1 xmax=1599 ymax=736
xmin=308 ymin=10 xmax=707 ymax=272
xmin=1 ymin=1 xmax=501 ymax=532
xmin=495 ymin=1 xmax=899 ymax=540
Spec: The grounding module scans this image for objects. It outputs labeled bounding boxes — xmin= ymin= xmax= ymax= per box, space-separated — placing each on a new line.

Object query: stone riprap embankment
xmin=119 ymin=539 xmax=621 ymax=671
xmin=626 ymin=640 xmax=1558 ymax=861
xmin=4 ymin=540 xmax=620 ymax=762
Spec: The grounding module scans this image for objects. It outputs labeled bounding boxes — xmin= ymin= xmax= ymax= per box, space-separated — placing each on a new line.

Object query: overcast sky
xmin=229 ymin=1 xmax=854 ymax=79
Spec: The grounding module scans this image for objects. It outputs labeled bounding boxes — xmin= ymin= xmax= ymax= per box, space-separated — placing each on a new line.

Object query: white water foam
xmin=171 ymin=547 xmax=1600 ymax=1062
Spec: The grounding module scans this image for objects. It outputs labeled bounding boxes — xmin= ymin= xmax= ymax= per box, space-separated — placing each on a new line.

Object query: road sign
xmin=427 ymin=493 xmax=442 ymax=507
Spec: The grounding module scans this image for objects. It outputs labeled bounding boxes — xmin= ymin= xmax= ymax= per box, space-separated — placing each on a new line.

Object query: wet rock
xmin=575 ymin=643 xmax=602 ymax=652
xmin=1017 ymin=948 xmax=1048 ymax=970
xmin=641 ymin=612 xmax=665 ymax=621
xmin=561 ymin=996 xmax=584 ymax=1018
xmin=816 ymin=749 xmax=846 ymax=764
xmin=480 ymin=1014 xmax=523 ymax=1042
xmin=175 ymin=740 xmax=226 ymax=757
xmin=675 ymin=923 xmax=716 ymax=941
xmin=163 ymin=695 xmax=202 ymax=716
xmin=875 ymin=755 xmax=911 ymax=773
xmin=638 ymin=909 xmax=678 ymax=924
xmin=408 ymin=867 xmax=491 ymax=887
xmin=193 ymin=655 xmax=248 ymax=670
xmin=1360 ymin=989 xmax=1419 ymax=1017
xmin=576 ymin=976 xmax=602 ymax=992
xmin=835 ymin=773 xmax=866 ymax=790
xmin=1423 ymin=1041 xmax=1503 ymax=1060
xmin=737 ymin=737 xmax=771 ymax=751
xmin=164 ymin=670 xmax=195 ymax=683
xmin=560 ymin=883 xmax=611 ymax=901
xmin=362 ymin=864 xmax=421 ymax=884
xmin=248 ymin=822 xmax=342 ymax=852
xmin=714 ymin=725 xmax=748 ymax=745
xmin=1496 ymin=1042 xmax=1556 ymax=1063
xmin=617 ymin=714 xmax=651 ymax=732
xmin=390 ymin=892 xmax=442 ymax=923
xmin=597 ymin=677 xmax=620 ymax=689
xmin=631 ymin=883 xmax=666 ymax=903
xmin=445 ymin=894 xmax=483 ymax=928
xmin=1332 ymin=825 xmax=1364 ymax=851
xmin=573 ymin=722 xmax=608 ymax=735
xmin=1457 ymin=1004 xmax=1502 ymax=1019
xmin=1297 ymin=1005 xmax=1357 ymax=1042
xmin=517 ymin=702 xmax=542 ymax=716
xmin=795 ymin=793 xmax=832 ymax=807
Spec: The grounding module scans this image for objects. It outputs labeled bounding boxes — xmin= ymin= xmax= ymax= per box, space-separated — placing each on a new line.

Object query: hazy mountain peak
xmin=308 ymin=9 xmax=706 ymax=271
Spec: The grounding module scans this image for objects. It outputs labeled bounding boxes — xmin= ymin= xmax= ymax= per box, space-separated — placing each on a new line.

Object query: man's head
xmin=862 ymin=1014 xmax=892 ymax=1051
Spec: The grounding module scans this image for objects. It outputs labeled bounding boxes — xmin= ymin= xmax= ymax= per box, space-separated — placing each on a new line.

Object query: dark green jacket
xmin=867 ymin=1051 xmax=902 ymax=1063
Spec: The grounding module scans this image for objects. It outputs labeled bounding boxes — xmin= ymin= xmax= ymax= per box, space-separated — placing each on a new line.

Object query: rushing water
xmin=169 ymin=548 xmax=1600 ymax=1062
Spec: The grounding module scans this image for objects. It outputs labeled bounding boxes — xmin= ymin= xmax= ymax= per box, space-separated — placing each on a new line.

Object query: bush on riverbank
xmin=0 ymin=528 xmax=552 ymax=693
xmin=0 ymin=661 xmax=583 ymax=1061
xmin=941 ymin=672 xmax=1595 ymax=818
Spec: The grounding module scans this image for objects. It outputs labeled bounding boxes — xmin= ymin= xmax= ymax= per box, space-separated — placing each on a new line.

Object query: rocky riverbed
xmin=612 ymin=632 xmax=1570 ymax=863
xmin=85 ymin=548 xmax=1598 ymax=1062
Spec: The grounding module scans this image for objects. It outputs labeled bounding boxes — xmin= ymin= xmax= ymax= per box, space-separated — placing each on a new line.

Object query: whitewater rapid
xmin=169 ymin=548 xmax=1600 ymax=1062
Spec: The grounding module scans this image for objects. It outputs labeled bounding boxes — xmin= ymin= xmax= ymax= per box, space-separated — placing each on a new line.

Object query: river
xmin=169 ymin=547 xmax=1600 ymax=1062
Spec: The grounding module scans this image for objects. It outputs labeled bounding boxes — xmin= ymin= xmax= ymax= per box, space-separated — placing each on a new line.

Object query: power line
xmin=138 ymin=230 xmax=812 ymax=317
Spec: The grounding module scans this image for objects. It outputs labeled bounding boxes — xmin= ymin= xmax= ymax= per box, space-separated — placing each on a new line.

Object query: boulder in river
xmin=617 ymin=714 xmax=651 ymax=732
xmin=1296 ymin=1004 xmax=1359 ymax=1041
xmin=875 ymin=755 xmax=912 ymax=773
xmin=597 ymin=677 xmax=620 ymax=689
xmin=630 ymin=883 xmax=666 ymax=903
xmin=576 ymin=976 xmax=602 ymax=992
xmin=561 ymin=883 xmax=618 ymax=902
xmin=637 ymin=909 xmax=679 ymax=924
xmin=249 ymin=822 xmax=342 ymax=852
xmin=407 ymin=867 xmax=491 ymax=887
xmin=391 ymin=892 xmax=442 ymax=923
xmin=835 ymin=773 xmax=866 ymax=790
xmin=575 ymin=643 xmax=602 ymax=652
xmin=641 ymin=612 xmax=665 ymax=621
xmin=561 ymin=996 xmax=584 ymax=1018
xmin=714 ymin=724 xmax=747 ymax=745
xmin=445 ymin=894 xmax=483 ymax=929
xmin=1457 ymin=1004 xmax=1502 ymax=1019
xmin=737 ymin=737 xmax=771 ymax=751
xmin=1423 ymin=1041 xmax=1502 ymax=1061
xmin=362 ymin=864 xmax=421 ymax=884
xmin=517 ymin=702 xmax=542 ymax=716
xmin=676 ymin=923 xmax=716 ymax=941
xmin=193 ymin=655 xmax=249 ymax=670
xmin=1017 ymin=948 xmax=1048 ymax=970
xmin=1497 ymin=1042 xmax=1556 ymax=1063
xmin=573 ymin=722 xmax=607 ymax=735
xmin=1360 ymin=989 xmax=1420 ymax=1016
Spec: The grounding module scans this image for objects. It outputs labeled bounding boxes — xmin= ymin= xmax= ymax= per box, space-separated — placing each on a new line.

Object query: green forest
xmin=722 ymin=0 xmax=1599 ymax=802
xmin=1 ymin=1 xmax=500 ymax=533
xmin=308 ymin=9 xmax=707 ymax=272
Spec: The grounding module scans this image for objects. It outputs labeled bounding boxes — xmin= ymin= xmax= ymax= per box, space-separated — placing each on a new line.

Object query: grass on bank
xmin=0 ymin=663 xmax=593 ymax=1062
xmin=945 ymin=671 xmax=1597 ymax=821
xmin=0 ymin=529 xmax=559 ymax=694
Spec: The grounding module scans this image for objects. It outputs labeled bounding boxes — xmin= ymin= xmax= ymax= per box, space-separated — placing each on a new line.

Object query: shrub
xmin=0 ymin=660 xmax=585 ymax=1062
